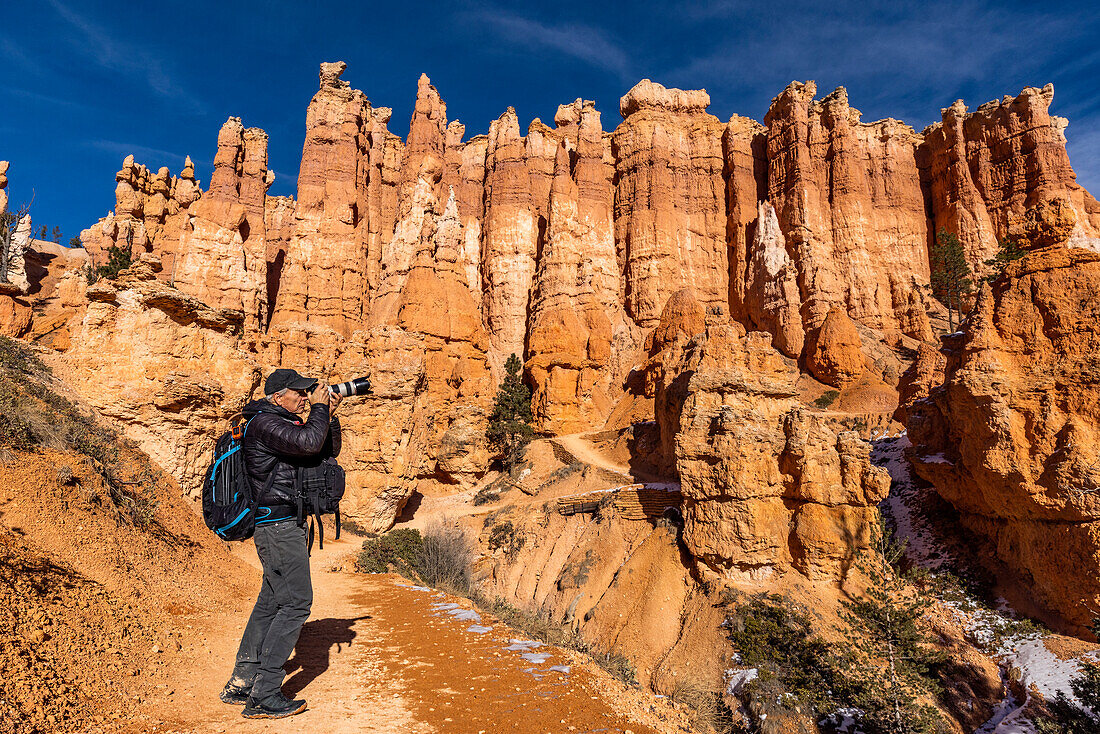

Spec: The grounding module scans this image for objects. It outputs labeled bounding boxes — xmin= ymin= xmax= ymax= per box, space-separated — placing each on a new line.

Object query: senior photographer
xmin=219 ymin=368 xmax=342 ymax=720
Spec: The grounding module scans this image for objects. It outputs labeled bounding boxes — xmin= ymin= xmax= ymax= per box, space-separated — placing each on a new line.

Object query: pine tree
xmin=69 ymin=236 xmax=84 ymax=249
xmin=96 ymin=243 xmax=133 ymax=280
xmin=486 ymin=353 xmax=534 ymax=471
xmin=930 ymin=229 xmax=973 ymax=333
xmin=841 ymin=522 xmax=948 ymax=734
xmin=51 ymin=226 xmax=62 ymax=244
xmin=983 ymin=237 xmax=1026 ymax=284
xmin=1036 ymin=656 xmax=1100 ymax=733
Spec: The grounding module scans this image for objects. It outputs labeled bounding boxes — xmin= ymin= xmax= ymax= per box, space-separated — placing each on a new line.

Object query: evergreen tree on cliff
xmin=930 ymin=229 xmax=973 ymax=333
xmin=983 ymin=237 xmax=1026 ymax=284
xmin=486 ymin=354 xmax=534 ymax=472
xmin=841 ymin=524 xmax=947 ymax=734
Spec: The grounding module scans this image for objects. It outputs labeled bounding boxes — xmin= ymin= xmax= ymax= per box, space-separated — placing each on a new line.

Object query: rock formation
xmin=0 ymin=161 xmax=7 ymax=224
xmin=760 ymin=83 xmax=932 ymax=350
xmin=652 ymin=292 xmax=890 ymax=582
xmin=80 ymin=154 xmax=201 ymax=278
xmin=918 ymin=84 xmax=1100 ymax=272
xmin=805 ymin=307 xmax=866 ymax=388
xmin=908 ymin=204 xmax=1100 ymax=631
xmin=613 ymin=80 xmax=728 ymax=327
xmin=173 ymin=118 xmax=272 ymax=328
xmin=56 ymin=63 xmax=1100 ymax=533
xmin=64 ymin=254 xmax=261 ymax=494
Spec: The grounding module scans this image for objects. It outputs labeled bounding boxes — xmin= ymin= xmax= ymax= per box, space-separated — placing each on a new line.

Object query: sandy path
xmin=147 ymin=536 xmax=679 ymax=734
xmin=554 ymin=434 xmax=636 ymax=480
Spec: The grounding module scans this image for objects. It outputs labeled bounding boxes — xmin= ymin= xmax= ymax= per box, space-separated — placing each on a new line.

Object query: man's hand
xmin=329 ymin=392 xmax=343 ymax=415
xmin=310 ymin=382 xmax=332 ymax=408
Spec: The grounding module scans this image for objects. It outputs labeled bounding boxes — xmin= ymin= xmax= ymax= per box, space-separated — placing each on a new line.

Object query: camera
xmin=329 ymin=376 xmax=371 ymax=398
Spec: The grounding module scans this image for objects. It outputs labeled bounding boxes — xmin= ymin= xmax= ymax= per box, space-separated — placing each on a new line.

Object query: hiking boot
xmin=242 ymin=692 xmax=307 ymax=719
xmin=219 ymin=679 xmax=253 ymax=705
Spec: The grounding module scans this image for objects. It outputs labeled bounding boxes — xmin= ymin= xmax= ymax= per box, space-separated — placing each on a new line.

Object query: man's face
xmin=274 ymin=388 xmax=310 ymax=415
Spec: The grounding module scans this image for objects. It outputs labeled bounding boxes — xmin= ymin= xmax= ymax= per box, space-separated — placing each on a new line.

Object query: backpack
xmin=201 ymin=417 xmax=275 ymax=541
xmin=297 ymin=458 xmax=346 ymax=551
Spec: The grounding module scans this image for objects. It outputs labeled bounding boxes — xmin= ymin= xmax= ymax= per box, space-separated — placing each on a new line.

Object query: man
xmin=219 ymin=368 xmax=343 ymax=719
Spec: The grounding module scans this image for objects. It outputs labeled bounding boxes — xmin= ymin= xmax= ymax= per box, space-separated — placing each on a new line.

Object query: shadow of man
xmin=282 ymin=615 xmax=370 ymax=697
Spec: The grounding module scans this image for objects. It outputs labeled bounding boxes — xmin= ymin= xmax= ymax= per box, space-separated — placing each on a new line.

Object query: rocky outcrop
xmin=268 ymin=62 xmax=377 ymax=349
xmin=67 ymin=63 xmax=1100 ymax=534
xmin=79 ymin=155 xmax=201 ymax=279
xmin=173 ymin=118 xmax=272 ymax=328
xmin=806 ymin=307 xmax=865 ymax=388
xmin=481 ymin=107 xmax=537 ymax=359
xmin=613 ymin=80 xmax=728 ymax=327
xmin=918 ymin=84 xmax=1100 ymax=272
xmin=907 ymin=214 xmax=1100 ymax=630
xmin=894 ymin=341 xmax=946 ymax=424
xmin=761 ymin=83 xmax=932 ymax=349
xmin=63 ymin=255 xmax=260 ymax=495
xmin=526 ymin=107 xmax=634 ymax=433
xmin=652 ymin=292 xmax=890 ymax=582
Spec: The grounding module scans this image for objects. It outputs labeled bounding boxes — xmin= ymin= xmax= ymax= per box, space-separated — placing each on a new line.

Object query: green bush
xmin=486 ymin=353 xmax=534 ymax=471
xmin=814 ymin=389 xmax=840 ymax=409
xmin=355 ymin=528 xmax=424 ymax=575
xmin=96 ymin=243 xmax=133 ymax=280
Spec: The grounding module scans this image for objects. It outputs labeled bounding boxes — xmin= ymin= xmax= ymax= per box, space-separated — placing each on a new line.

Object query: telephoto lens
xmin=329 ymin=376 xmax=371 ymax=398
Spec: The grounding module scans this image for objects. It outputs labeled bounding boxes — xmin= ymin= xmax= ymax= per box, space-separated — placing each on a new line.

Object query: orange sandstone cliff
xmin=55 ymin=64 xmax=1099 ymax=540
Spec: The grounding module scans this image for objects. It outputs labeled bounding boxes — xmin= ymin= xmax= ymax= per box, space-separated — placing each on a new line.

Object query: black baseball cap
xmin=264 ymin=368 xmax=318 ymax=395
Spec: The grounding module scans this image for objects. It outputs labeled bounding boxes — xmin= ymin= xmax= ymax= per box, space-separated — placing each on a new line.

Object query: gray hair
xmin=266 ymin=388 xmax=289 ymax=403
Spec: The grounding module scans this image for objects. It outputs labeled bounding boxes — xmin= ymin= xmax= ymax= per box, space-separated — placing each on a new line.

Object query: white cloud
xmin=466 ymin=7 xmax=633 ymax=83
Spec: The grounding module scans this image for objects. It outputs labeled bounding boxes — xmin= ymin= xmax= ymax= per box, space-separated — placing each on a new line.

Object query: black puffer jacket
xmin=240 ymin=399 xmax=341 ymax=508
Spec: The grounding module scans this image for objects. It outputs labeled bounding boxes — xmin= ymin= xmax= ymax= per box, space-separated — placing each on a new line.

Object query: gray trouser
xmin=230 ymin=519 xmax=312 ymax=700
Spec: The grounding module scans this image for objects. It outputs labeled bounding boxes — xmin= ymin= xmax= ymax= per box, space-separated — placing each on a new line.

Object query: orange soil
xmin=1 ymin=445 xmax=694 ymax=733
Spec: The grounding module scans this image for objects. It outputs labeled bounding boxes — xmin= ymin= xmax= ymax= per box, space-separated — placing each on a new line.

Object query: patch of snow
xmin=521 ymin=652 xmax=553 ymax=664
xmin=1000 ymin=638 xmax=1092 ymax=705
xmin=504 ymin=640 xmax=543 ymax=651
xmin=548 ymin=665 xmax=571 ymax=674
xmin=449 ymin=609 xmax=481 ymax=622
xmin=871 ymin=435 xmax=954 ymax=571
xmin=467 ymin=625 xmax=492 ymax=634
xmin=974 ymin=674 xmax=1023 ymax=733
xmin=820 ymin=708 xmax=866 ymax=734
xmin=920 ymin=453 xmax=954 ymax=465
xmin=394 ymin=584 xmax=432 ymax=592
xmin=725 ymin=668 xmax=758 ymax=696
xmin=644 ymin=482 xmax=682 ymax=492
xmin=431 ymin=602 xmax=482 ymax=623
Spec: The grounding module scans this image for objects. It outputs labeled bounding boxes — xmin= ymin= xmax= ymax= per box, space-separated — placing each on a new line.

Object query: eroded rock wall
xmin=918 ymin=84 xmax=1100 ymax=272
xmin=908 ymin=236 xmax=1100 ymax=632
xmin=651 ymin=292 xmax=889 ymax=583
xmin=762 ymin=83 xmax=932 ymax=351
xmin=63 ymin=64 xmax=1100 ymax=533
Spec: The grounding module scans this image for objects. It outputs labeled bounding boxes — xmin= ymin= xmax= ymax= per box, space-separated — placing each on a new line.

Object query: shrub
xmin=355 ymin=528 xmax=424 ymax=575
xmin=667 ymin=678 xmax=737 ymax=733
xmin=487 ymin=520 xmax=525 ymax=559
xmin=96 ymin=243 xmax=132 ymax=280
xmin=814 ymin=390 xmax=839 ymax=409
xmin=419 ymin=522 xmax=473 ymax=591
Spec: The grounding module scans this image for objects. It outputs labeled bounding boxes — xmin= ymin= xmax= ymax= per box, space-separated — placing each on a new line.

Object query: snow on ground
xmin=871 ymin=434 xmax=955 ymax=571
xmin=870 ymin=436 xmax=1098 ymax=733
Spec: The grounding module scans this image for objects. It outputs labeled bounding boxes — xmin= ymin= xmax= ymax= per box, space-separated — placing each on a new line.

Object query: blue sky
xmin=3 ymin=0 xmax=1098 ymax=244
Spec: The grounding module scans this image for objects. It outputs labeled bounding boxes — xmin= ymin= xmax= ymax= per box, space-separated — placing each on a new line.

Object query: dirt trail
xmin=553 ymin=434 xmax=637 ymax=481
xmin=149 ymin=536 xmax=682 ymax=734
